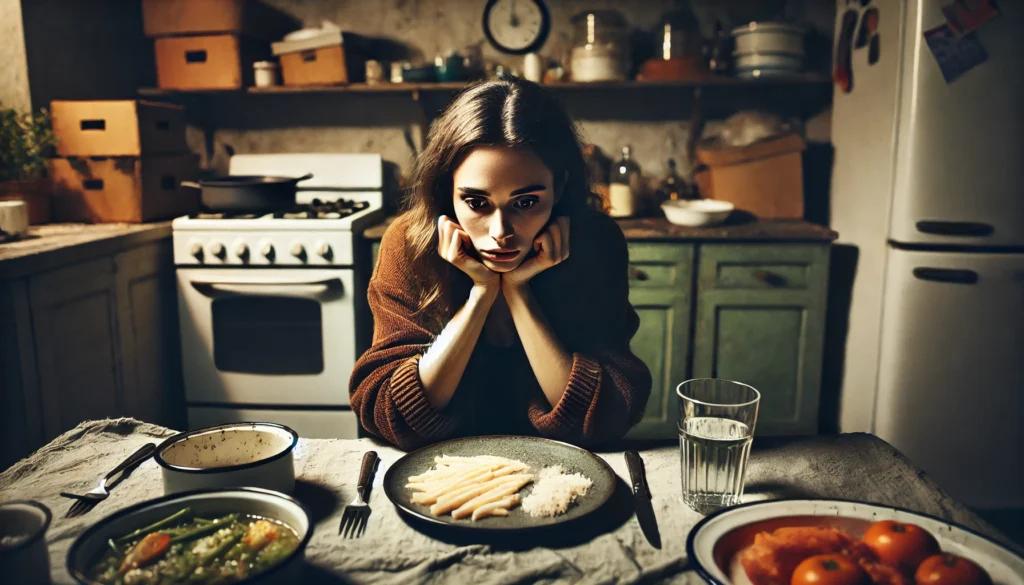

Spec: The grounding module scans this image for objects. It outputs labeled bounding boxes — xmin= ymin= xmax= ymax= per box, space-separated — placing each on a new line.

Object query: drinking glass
xmin=677 ymin=378 xmax=760 ymax=514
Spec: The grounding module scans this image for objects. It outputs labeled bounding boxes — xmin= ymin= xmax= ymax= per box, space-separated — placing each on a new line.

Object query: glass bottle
xmin=656 ymin=158 xmax=695 ymax=204
xmin=609 ymin=146 xmax=641 ymax=217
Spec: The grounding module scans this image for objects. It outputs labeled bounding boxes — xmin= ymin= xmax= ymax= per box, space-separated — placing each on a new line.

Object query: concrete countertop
xmin=0 ymin=222 xmax=172 ymax=279
xmin=363 ymin=215 xmax=837 ymax=242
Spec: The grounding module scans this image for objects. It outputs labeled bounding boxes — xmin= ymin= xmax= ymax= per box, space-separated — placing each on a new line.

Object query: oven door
xmin=177 ymin=267 xmax=354 ymax=406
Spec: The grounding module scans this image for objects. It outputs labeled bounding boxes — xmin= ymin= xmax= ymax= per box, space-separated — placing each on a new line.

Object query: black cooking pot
xmin=181 ymin=173 xmax=313 ymax=213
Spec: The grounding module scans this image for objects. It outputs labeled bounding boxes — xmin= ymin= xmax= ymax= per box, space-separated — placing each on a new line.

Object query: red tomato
xmin=915 ymin=553 xmax=991 ymax=585
xmin=792 ymin=554 xmax=870 ymax=585
xmin=862 ymin=520 xmax=939 ymax=574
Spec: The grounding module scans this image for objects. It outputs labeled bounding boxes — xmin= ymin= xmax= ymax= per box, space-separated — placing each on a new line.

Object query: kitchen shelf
xmin=137 ymin=74 xmax=831 ymax=97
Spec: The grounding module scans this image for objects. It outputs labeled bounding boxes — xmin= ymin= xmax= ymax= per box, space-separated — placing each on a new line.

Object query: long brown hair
xmin=402 ymin=77 xmax=594 ymax=330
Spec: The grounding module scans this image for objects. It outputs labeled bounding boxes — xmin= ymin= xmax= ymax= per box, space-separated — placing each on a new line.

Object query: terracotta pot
xmin=0 ymin=179 xmax=53 ymax=224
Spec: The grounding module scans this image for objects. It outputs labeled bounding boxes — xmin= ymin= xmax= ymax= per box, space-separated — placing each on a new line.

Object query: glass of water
xmin=678 ymin=378 xmax=760 ymax=514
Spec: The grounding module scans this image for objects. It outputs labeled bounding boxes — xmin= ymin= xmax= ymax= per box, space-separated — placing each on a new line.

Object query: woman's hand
xmin=438 ymin=215 xmax=499 ymax=289
xmin=503 ymin=217 xmax=570 ymax=290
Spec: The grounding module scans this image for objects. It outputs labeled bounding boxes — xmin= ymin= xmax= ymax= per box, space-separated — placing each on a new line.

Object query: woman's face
xmin=451 ymin=145 xmax=556 ymax=272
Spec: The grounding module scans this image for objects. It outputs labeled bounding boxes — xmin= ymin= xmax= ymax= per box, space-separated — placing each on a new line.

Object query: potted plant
xmin=0 ymin=103 xmax=57 ymax=224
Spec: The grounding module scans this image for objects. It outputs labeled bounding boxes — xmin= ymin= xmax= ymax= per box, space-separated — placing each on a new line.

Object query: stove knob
xmin=189 ymin=241 xmax=204 ymax=260
xmin=315 ymin=241 xmax=332 ymax=260
xmin=291 ymin=242 xmax=306 ymax=259
xmin=260 ymin=241 xmax=275 ymax=261
xmin=208 ymin=242 xmax=225 ymax=259
xmin=234 ymin=241 xmax=249 ymax=260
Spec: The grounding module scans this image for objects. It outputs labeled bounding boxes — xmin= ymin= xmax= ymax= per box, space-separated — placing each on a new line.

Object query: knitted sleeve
xmin=526 ymin=214 xmax=653 ymax=446
xmin=348 ymin=217 xmax=458 ymax=450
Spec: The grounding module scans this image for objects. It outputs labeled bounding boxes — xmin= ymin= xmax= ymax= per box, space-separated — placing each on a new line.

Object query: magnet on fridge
xmin=942 ymin=0 xmax=1000 ymax=36
xmin=923 ymin=24 xmax=988 ymax=83
xmin=834 ymin=9 xmax=859 ymax=93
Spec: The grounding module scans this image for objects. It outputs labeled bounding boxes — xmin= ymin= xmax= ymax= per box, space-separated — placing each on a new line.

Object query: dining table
xmin=0 ymin=418 xmax=1014 ymax=585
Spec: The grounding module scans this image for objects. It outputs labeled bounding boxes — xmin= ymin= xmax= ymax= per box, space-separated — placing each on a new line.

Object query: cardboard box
xmin=142 ymin=0 xmax=300 ymax=41
xmin=50 ymin=155 xmax=200 ymax=223
xmin=279 ymin=46 xmax=351 ymax=86
xmin=273 ymin=31 xmax=367 ymax=86
xmin=696 ymin=133 xmax=806 ymax=219
xmin=51 ymin=100 xmax=187 ymax=157
xmin=155 ymin=34 xmax=267 ymax=90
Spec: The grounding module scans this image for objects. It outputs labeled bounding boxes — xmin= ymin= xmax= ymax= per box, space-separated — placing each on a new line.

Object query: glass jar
xmin=569 ymin=10 xmax=629 ymax=82
xmin=658 ymin=9 xmax=703 ymax=61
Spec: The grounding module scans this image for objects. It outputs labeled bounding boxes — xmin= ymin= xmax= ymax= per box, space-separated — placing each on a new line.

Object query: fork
xmin=339 ymin=450 xmax=379 ymax=538
xmin=61 ymin=443 xmax=156 ymax=518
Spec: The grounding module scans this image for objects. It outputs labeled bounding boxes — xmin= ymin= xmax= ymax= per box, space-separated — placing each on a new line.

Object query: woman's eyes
xmin=513 ymin=197 xmax=539 ymax=210
xmin=462 ymin=196 xmax=539 ymax=212
xmin=465 ymin=197 xmax=488 ymax=210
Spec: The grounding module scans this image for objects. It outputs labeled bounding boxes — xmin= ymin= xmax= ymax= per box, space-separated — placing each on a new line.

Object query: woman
xmin=349 ymin=78 xmax=652 ymax=450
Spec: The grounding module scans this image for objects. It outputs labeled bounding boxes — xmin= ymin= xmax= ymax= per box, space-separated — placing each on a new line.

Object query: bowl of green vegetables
xmin=67 ymin=487 xmax=312 ymax=585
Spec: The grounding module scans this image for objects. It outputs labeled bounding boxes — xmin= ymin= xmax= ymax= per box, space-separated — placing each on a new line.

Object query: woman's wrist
xmin=470 ymin=282 xmax=500 ymax=306
xmin=501 ymin=277 xmax=530 ymax=299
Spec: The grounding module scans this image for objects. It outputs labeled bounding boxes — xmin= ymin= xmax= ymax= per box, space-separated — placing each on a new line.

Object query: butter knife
xmin=625 ymin=450 xmax=661 ymax=549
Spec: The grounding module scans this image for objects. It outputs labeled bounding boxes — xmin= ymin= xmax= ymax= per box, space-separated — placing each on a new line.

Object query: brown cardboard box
xmin=51 ymin=101 xmax=187 ymax=157
xmin=155 ymin=34 xmax=266 ymax=90
xmin=696 ymin=133 xmax=806 ymax=219
xmin=142 ymin=0 xmax=299 ymax=41
xmin=279 ymin=45 xmax=351 ymax=86
xmin=50 ymin=155 xmax=200 ymax=223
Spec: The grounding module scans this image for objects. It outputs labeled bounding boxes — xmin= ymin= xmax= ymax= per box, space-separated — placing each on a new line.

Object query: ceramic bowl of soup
xmin=67 ymin=487 xmax=312 ymax=585
xmin=155 ymin=423 xmax=298 ymax=495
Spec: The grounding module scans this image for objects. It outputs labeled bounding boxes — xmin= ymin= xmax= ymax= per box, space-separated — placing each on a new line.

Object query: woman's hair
xmin=401 ymin=77 xmax=595 ymax=330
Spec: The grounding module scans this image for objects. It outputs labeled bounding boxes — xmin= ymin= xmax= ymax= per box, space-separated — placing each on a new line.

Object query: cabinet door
xmin=29 ymin=258 xmax=124 ymax=439
xmin=0 ymin=279 xmax=43 ymax=469
xmin=115 ymin=241 xmax=183 ymax=429
xmin=624 ymin=243 xmax=694 ymax=440
xmin=693 ymin=244 xmax=829 ymax=436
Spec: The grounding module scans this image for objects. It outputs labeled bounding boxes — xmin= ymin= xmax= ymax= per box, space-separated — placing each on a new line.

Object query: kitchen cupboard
xmin=367 ymin=222 xmax=833 ymax=441
xmin=0 ymin=231 xmax=182 ymax=468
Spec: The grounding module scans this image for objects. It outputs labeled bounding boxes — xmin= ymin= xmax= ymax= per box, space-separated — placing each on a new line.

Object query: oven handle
xmin=187 ymin=277 xmax=344 ymax=298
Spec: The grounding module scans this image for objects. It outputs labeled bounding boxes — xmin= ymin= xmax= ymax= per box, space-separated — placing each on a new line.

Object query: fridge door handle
xmin=912 ymin=267 xmax=979 ymax=285
xmin=915 ymin=221 xmax=994 ymax=237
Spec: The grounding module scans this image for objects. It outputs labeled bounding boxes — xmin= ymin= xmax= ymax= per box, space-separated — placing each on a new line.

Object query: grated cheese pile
xmin=521 ymin=465 xmax=593 ymax=518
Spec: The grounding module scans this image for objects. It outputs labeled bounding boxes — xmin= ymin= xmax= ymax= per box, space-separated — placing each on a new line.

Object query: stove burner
xmin=194 ymin=198 xmax=370 ymax=220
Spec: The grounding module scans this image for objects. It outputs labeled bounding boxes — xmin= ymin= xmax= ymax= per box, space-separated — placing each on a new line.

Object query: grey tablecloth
xmin=0 ymin=419 xmax=1011 ymax=584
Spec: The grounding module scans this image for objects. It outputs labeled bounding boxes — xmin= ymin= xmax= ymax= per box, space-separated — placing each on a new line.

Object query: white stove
xmin=172 ymin=154 xmax=384 ymax=439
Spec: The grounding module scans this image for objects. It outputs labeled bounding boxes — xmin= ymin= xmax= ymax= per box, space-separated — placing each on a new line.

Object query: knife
xmin=625 ymin=450 xmax=661 ymax=549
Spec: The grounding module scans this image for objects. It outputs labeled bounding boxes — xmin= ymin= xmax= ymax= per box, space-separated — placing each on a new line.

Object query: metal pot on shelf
xmin=181 ymin=173 xmax=313 ymax=213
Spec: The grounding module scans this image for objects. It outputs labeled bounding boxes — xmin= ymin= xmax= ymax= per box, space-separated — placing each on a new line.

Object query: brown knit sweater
xmin=349 ymin=211 xmax=652 ymax=451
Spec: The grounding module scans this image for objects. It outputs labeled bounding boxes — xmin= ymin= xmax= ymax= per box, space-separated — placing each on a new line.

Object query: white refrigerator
xmin=830 ymin=0 xmax=1024 ymax=509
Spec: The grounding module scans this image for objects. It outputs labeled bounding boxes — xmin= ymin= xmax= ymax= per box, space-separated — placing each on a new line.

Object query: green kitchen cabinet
xmin=624 ymin=243 xmax=694 ymax=440
xmin=692 ymin=244 xmax=830 ymax=436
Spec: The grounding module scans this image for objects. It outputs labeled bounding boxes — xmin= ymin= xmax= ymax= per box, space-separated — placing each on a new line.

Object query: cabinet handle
xmin=754 ymin=270 xmax=787 ymax=287
xmin=915 ymin=221 xmax=994 ymax=237
xmin=629 ymin=267 xmax=648 ymax=281
xmin=912 ymin=267 xmax=978 ymax=284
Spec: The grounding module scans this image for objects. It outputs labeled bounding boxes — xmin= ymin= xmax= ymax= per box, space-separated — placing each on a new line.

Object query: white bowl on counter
xmin=731 ymin=21 xmax=806 ymax=56
xmin=67 ymin=487 xmax=313 ymax=585
xmin=155 ymin=422 xmax=298 ymax=495
xmin=661 ymin=199 xmax=735 ymax=227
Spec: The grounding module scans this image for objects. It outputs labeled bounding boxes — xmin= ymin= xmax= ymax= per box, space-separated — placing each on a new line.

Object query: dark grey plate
xmin=383 ymin=435 xmax=617 ymax=532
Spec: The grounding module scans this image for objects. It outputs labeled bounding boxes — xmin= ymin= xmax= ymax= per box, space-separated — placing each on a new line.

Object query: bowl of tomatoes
xmin=686 ymin=499 xmax=1024 ymax=585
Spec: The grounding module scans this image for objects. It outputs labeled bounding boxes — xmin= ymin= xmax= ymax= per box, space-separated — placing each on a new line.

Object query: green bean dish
xmin=87 ymin=507 xmax=299 ymax=584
